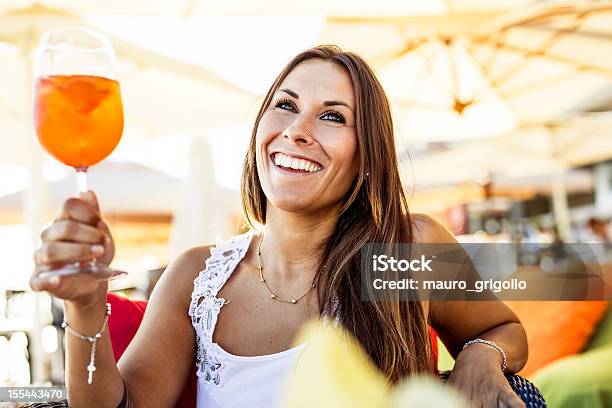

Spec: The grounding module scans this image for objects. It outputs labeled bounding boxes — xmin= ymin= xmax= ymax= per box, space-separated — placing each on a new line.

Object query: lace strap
xmin=191 ymin=231 xmax=254 ymax=300
xmin=188 ymin=231 xmax=255 ymax=385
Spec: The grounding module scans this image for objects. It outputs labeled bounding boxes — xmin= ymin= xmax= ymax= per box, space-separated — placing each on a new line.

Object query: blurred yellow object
xmin=283 ymin=320 xmax=468 ymax=408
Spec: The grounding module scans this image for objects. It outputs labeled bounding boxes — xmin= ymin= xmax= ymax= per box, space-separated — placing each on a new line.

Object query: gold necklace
xmin=257 ymin=233 xmax=317 ymax=304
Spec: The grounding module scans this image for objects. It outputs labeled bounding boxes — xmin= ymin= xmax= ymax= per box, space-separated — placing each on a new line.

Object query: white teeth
xmin=273 ymin=153 xmax=321 ymax=173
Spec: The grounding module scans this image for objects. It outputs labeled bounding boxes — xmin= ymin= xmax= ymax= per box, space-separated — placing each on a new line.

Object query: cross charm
xmin=87 ymin=363 xmax=96 ymax=384
xmin=87 ymin=338 xmax=98 ymax=385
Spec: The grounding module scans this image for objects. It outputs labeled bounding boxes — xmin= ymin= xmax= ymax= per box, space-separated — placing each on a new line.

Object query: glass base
xmin=37 ymin=261 xmax=127 ymax=281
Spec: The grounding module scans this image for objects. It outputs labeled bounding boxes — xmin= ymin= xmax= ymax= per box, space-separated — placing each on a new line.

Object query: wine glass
xmin=34 ymin=27 xmax=126 ymax=280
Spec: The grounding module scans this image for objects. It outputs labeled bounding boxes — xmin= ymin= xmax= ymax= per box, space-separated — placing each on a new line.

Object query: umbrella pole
xmin=169 ymin=134 xmax=221 ymax=257
xmin=551 ymin=170 xmax=571 ymax=242
xmin=23 ymin=31 xmax=50 ymax=385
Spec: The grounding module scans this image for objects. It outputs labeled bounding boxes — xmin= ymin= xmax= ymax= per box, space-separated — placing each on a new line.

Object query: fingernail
xmin=49 ymin=276 xmax=60 ymax=286
xmin=92 ymin=245 xmax=105 ymax=255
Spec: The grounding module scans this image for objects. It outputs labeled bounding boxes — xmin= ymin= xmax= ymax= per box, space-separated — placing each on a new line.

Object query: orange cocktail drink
xmin=34 ymin=74 xmax=123 ymax=168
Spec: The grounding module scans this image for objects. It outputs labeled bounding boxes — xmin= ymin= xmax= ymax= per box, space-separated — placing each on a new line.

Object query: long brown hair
xmin=240 ymin=45 xmax=432 ymax=382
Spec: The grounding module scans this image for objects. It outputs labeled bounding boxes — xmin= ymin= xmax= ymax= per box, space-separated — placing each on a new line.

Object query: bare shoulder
xmin=410 ymin=213 xmax=457 ymax=244
xmin=151 ymin=244 xmax=214 ymax=308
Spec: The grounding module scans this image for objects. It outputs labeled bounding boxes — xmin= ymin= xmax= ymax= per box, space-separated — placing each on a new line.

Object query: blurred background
xmin=0 ymin=0 xmax=611 ymax=404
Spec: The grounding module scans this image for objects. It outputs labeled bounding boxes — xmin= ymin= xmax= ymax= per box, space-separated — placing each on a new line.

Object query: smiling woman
xmin=251 ymin=58 xmax=359 ymax=215
xmin=31 ymin=45 xmax=528 ymax=408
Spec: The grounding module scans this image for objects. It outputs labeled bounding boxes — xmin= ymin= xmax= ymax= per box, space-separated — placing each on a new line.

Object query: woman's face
xmin=255 ymin=59 xmax=359 ymax=215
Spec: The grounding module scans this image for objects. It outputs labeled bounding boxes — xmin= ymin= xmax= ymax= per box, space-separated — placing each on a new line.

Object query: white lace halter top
xmin=188 ymin=231 xmax=328 ymax=408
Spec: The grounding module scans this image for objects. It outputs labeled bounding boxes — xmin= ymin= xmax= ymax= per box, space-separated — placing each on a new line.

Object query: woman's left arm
xmin=430 ymin=300 xmax=527 ymax=373
xmin=413 ymin=214 xmax=528 ymax=407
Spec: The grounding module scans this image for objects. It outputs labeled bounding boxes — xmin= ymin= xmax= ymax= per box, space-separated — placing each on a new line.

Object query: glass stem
xmin=75 ymin=166 xmax=89 ymax=195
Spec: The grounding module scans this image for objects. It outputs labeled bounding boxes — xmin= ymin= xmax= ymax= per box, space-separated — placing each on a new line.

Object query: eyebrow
xmin=279 ymin=88 xmax=353 ymax=110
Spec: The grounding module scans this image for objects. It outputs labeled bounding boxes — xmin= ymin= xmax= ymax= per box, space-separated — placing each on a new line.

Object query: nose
xmin=282 ymin=115 xmax=314 ymax=145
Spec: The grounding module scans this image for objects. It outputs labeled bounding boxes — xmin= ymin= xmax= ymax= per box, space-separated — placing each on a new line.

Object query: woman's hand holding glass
xmin=30 ymin=191 xmax=115 ymax=308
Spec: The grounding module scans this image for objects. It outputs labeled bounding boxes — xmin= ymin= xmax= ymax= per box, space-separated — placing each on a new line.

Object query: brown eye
xmin=321 ymin=110 xmax=345 ymax=124
xmin=274 ymin=98 xmax=297 ymax=112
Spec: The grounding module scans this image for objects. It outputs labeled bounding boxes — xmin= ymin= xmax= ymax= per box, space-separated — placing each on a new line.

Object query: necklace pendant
xmin=291 ymin=299 xmax=297 ymax=304
xmin=87 ymin=363 xmax=96 ymax=384
xmin=271 ymin=294 xmax=277 ymax=299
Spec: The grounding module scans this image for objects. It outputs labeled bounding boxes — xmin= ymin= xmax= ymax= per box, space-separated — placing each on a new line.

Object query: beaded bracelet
xmin=62 ymin=302 xmax=111 ymax=384
xmin=463 ymin=338 xmax=508 ymax=372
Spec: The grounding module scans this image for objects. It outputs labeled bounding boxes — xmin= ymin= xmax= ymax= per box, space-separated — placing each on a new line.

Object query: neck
xmin=259 ymin=203 xmax=340 ymax=281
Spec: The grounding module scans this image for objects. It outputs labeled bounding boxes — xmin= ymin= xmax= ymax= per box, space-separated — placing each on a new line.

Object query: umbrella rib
xmin=464 ymin=44 xmax=522 ymax=123
xmin=478 ymin=39 xmax=612 ymax=77
xmin=448 ymin=39 xmax=462 ymax=101
xmin=487 ymin=14 xmax=586 ymax=86
xmin=523 ymin=24 xmax=612 ymax=42
xmin=371 ymin=36 xmax=430 ymax=66
xmin=476 ymin=4 xmax=612 ymax=35
xmin=499 ymin=71 xmax=594 ymax=99
xmin=105 ymin=34 xmax=253 ymax=97
xmin=418 ymin=43 xmax=455 ymax=97
xmin=479 ymin=30 xmax=505 ymax=78
xmin=397 ymin=55 xmax=433 ymax=106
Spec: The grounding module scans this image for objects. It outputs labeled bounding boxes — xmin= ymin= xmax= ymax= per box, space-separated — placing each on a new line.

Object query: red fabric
xmin=106 ymin=293 xmax=439 ymax=406
xmin=429 ymin=326 xmax=439 ymax=374
xmin=106 ymin=293 xmax=197 ymax=408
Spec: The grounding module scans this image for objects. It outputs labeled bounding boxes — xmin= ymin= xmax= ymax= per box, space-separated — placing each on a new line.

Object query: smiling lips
xmin=272 ymin=152 xmax=323 ymax=173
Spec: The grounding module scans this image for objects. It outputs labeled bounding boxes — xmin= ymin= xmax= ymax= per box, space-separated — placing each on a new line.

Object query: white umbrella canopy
xmin=0 ymin=0 xmax=189 ymax=16
xmin=406 ymin=113 xmax=612 ymax=188
xmin=404 ymin=132 xmax=562 ymax=188
xmin=320 ymin=3 xmax=612 ymax=143
xmin=187 ymin=0 xmax=534 ymax=17
xmin=0 ymin=0 xmax=536 ymax=17
xmin=0 ymin=5 xmax=257 ymax=166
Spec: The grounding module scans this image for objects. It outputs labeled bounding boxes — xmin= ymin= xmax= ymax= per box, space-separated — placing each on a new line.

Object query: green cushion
xmin=585 ymin=304 xmax=612 ymax=352
xmin=436 ymin=338 xmax=455 ymax=372
xmin=532 ymin=345 xmax=612 ymax=408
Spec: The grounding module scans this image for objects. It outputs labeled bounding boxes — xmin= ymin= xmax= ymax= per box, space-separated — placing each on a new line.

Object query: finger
xmin=97 ymin=219 xmax=114 ymax=259
xmin=78 ymin=190 xmax=101 ymax=213
xmin=56 ymin=196 xmax=101 ymax=225
xmin=34 ymin=242 xmax=105 ymax=265
xmin=498 ymin=389 xmax=525 ymax=408
xmin=97 ymin=219 xmax=112 ymax=242
xmin=30 ymin=273 xmax=62 ymax=292
xmin=42 ymin=220 xmax=105 ymax=244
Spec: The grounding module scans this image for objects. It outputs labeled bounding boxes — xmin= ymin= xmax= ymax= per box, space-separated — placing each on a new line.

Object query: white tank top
xmin=188 ymin=231 xmax=331 ymax=408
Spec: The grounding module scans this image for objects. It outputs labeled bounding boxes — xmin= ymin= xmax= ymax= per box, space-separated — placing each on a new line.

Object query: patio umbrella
xmin=320 ymin=3 xmax=612 ymax=143
xmin=184 ymin=0 xmax=533 ymax=17
xmin=0 ymin=0 xmax=190 ymax=16
xmin=406 ymin=113 xmax=612 ymax=188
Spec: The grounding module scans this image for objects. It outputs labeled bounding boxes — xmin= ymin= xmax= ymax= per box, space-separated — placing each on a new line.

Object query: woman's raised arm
xmin=31 ymin=191 xmax=210 ymax=407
